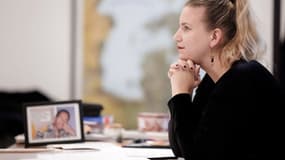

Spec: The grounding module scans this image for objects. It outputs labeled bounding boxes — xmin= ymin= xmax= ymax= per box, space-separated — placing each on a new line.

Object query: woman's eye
xmin=182 ymin=26 xmax=191 ymax=31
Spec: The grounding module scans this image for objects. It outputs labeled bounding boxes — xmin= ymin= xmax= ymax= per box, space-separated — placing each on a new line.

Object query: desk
xmin=0 ymin=132 xmax=176 ymax=160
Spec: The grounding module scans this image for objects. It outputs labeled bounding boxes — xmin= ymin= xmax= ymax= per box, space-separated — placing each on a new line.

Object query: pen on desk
xmin=51 ymin=147 xmax=99 ymax=151
xmin=148 ymin=157 xmax=177 ymax=160
xmin=133 ymin=138 xmax=149 ymax=143
xmin=122 ymin=138 xmax=171 ymax=148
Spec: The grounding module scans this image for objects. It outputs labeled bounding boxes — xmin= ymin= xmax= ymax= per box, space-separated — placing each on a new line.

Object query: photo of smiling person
xmin=35 ymin=108 xmax=76 ymax=139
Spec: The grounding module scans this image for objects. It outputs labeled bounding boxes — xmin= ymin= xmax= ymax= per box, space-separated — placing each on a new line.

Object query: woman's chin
xmin=178 ymin=54 xmax=189 ymax=60
xmin=178 ymin=56 xmax=190 ymax=61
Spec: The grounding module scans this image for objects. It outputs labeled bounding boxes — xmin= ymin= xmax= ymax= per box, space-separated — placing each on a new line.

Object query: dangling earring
xmin=211 ymin=56 xmax=214 ymax=63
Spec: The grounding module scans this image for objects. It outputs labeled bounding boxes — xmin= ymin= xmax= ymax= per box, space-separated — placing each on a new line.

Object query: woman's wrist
xmin=171 ymin=85 xmax=195 ymax=96
xmin=172 ymin=90 xmax=191 ymax=97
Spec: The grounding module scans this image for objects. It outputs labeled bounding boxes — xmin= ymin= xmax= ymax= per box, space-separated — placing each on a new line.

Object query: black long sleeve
xmin=168 ymin=74 xmax=215 ymax=159
xmin=167 ymin=60 xmax=282 ymax=160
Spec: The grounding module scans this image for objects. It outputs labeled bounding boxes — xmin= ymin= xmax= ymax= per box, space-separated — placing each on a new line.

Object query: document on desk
xmin=122 ymin=147 xmax=175 ymax=159
xmin=46 ymin=142 xmax=118 ymax=151
xmin=46 ymin=142 xmax=174 ymax=159
xmin=41 ymin=142 xmax=150 ymax=160
xmin=1 ymin=142 xmax=172 ymax=160
xmin=0 ymin=148 xmax=58 ymax=153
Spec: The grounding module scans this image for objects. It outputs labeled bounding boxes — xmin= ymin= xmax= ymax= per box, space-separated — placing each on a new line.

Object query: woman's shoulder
xmin=230 ymin=59 xmax=280 ymax=89
xmin=214 ymin=59 xmax=281 ymax=99
xmin=232 ymin=59 xmax=265 ymax=71
xmin=215 ymin=59 xmax=279 ymax=90
xmin=231 ymin=59 xmax=274 ymax=78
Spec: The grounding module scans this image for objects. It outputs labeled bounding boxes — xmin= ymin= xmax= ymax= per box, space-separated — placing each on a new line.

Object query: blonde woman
xmin=167 ymin=0 xmax=282 ymax=159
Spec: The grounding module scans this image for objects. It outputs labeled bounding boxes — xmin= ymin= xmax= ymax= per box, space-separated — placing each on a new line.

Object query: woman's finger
xmin=195 ymin=65 xmax=200 ymax=76
xmin=170 ymin=63 xmax=180 ymax=70
xmin=194 ymin=65 xmax=201 ymax=81
xmin=186 ymin=60 xmax=195 ymax=71
xmin=168 ymin=67 xmax=178 ymax=78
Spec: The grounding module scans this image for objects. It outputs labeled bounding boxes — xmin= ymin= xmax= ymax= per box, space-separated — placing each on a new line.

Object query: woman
xmin=167 ymin=0 xmax=282 ymax=159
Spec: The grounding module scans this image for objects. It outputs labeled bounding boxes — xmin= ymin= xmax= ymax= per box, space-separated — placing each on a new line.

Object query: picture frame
xmin=23 ymin=100 xmax=85 ymax=147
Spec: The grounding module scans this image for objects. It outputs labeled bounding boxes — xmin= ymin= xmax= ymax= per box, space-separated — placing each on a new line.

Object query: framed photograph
xmin=23 ymin=100 xmax=84 ymax=147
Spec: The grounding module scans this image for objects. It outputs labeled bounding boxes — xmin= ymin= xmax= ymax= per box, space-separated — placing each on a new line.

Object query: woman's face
xmin=173 ymin=6 xmax=212 ymax=64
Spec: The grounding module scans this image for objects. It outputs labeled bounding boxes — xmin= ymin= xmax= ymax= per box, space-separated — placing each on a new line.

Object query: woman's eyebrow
xmin=181 ymin=22 xmax=191 ymax=27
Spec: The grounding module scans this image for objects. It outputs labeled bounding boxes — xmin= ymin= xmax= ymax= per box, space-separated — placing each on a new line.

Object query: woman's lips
xmin=177 ymin=46 xmax=185 ymax=50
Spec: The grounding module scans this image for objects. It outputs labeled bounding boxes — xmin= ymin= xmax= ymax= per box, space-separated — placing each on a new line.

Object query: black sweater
xmin=168 ymin=60 xmax=283 ymax=160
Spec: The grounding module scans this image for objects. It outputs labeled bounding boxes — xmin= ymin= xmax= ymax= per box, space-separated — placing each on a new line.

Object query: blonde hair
xmin=185 ymin=0 xmax=263 ymax=67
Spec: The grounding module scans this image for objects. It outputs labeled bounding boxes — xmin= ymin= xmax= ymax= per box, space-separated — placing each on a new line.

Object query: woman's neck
xmin=203 ymin=58 xmax=231 ymax=83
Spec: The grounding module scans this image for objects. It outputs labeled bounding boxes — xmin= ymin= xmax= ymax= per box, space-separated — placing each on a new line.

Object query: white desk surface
xmin=0 ymin=138 xmax=175 ymax=160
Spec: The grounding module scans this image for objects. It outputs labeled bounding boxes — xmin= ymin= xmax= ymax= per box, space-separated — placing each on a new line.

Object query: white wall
xmin=281 ymin=0 xmax=285 ymax=41
xmin=250 ymin=0 xmax=274 ymax=71
xmin=74 ymin=0 xmax=84 ymax=100
xmin=0 ymin=0 xmax=72 ymax=100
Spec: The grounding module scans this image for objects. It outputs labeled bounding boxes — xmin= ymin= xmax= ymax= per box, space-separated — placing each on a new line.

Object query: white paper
xmin=0 ymin=148 xmax=58 ymax=153
xmin=46 ymin=142 xmax=119 ymax=151
xmin=122 ymin=148 xmax=175 ymax=158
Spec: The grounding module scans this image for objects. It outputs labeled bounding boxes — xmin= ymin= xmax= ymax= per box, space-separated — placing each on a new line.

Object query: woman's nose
xmin=173 ymin=30 xmax=182 ymax=42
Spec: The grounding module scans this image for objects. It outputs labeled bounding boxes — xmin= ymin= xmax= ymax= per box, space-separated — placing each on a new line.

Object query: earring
xmin=211 ymin=56 xmax=214 ymax=63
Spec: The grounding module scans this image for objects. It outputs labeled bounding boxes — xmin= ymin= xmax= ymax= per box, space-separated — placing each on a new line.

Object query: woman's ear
xmin=209 ymin=28 xmax=223 ymax=48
